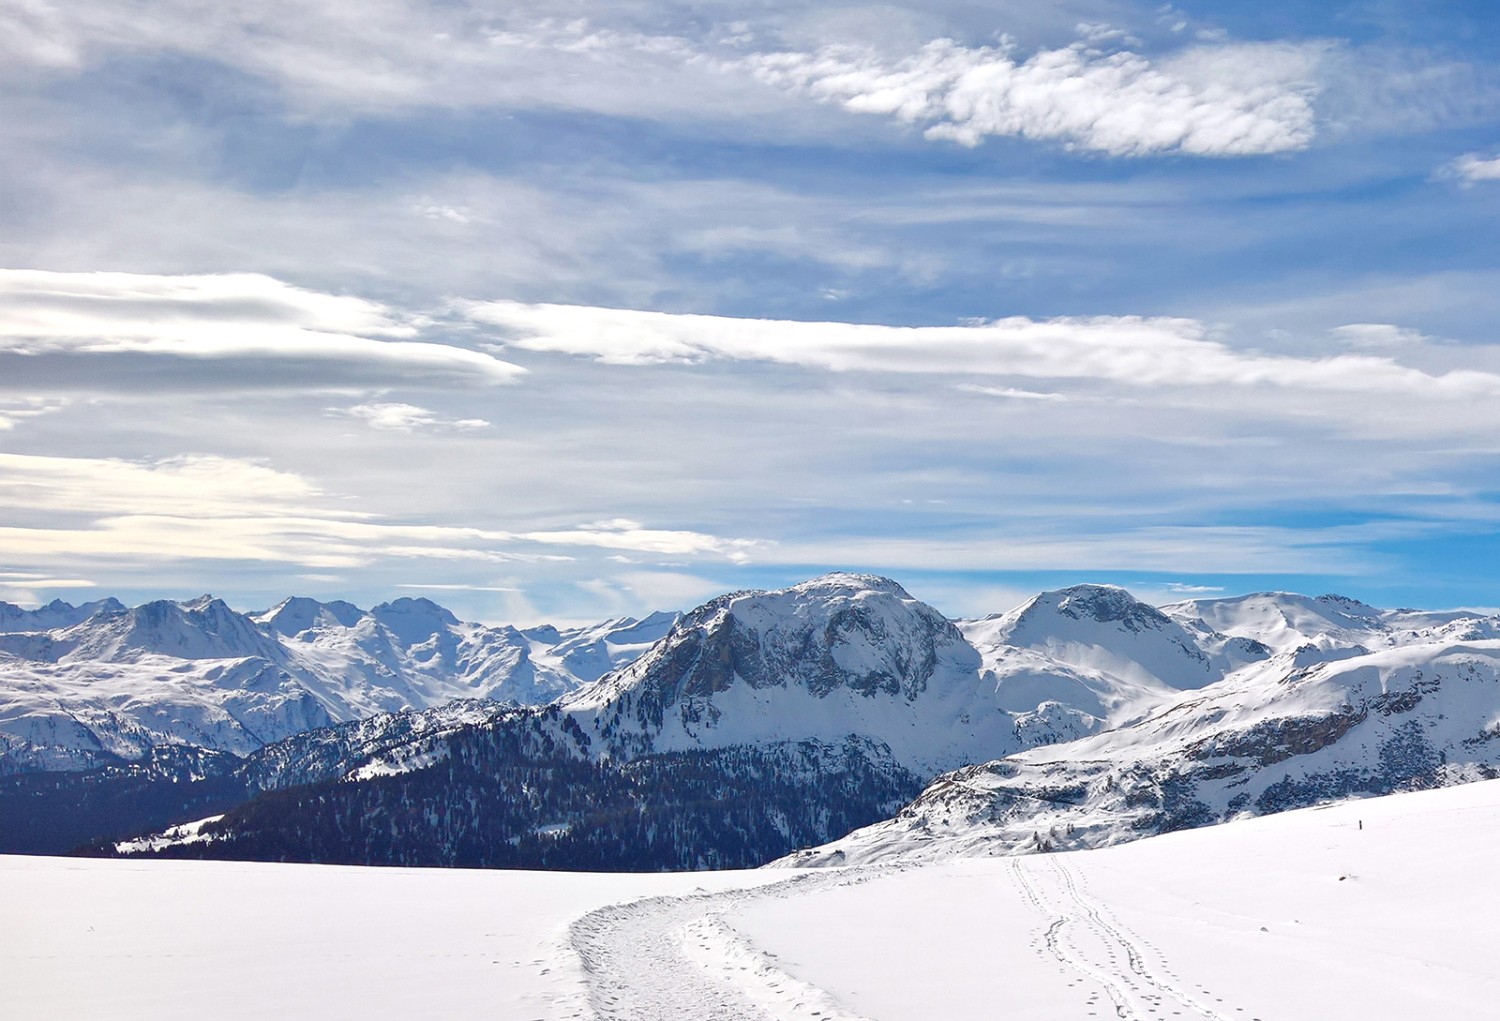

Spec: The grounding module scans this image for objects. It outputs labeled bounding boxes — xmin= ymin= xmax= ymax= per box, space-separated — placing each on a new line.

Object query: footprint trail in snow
xmin=1012 ymin=856 xmax=1267 ymax=1021
xmin=570 ymin=857 xmax=1268 ymax=1021
xmin=570 ymin=869 xmax=881 ymax=1021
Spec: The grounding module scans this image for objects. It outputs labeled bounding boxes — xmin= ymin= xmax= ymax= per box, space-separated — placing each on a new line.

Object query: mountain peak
xmin=1050 ymin=584 xmax=1170 ymax=628
xmin=257 ymin=596 xmax=367 ymax=635
xmin=566 ymin=574 xmax=996 ymax=772
xmin=790 ymin=572 xmax=914 ymax=600
xmin=370 ymin=597 xmax=463 ymax=645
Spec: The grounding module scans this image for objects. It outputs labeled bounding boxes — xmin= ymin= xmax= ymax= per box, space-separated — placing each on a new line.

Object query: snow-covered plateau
xmin=6 ymin=777 xmax=1496 ymax=1020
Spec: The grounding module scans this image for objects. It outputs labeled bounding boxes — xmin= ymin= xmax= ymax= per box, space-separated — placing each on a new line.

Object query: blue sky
xmin=3 ymin=0 xmax=1500 ymax=622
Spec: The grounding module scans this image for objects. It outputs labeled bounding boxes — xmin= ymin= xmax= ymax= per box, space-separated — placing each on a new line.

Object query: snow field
xmin=0 ymin=855 xmax=778 ymax=1020
xmin=5 ymin=778 xmax=1497 ymax=1020
xmin=729 ymin=779 xmax=1500 ymax=1020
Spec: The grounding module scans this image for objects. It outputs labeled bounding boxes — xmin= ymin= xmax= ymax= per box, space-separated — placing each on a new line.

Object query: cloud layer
xmin=0 ymin=452 xmax=759 ymax=573
xmin=4 ymin=3 xmax=1327 ymax=158
xmin=466 ymin=299 xmax=1500 ymax=400
xmin=0 ymin=270 xmax=522 ymax=384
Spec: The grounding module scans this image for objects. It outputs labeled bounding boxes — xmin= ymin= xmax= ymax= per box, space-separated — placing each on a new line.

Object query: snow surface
xmin=6 ymin=778 xmax=1498 ymax=1020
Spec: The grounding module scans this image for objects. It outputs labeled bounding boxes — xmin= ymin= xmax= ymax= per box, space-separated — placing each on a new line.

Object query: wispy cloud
xmin=337 ymin=402 xmax=491 ymax=433
xmin=0 ymin=452 xmax=761 ymax=571
xmin=0 ymin=396 xmax=67 ymax=430
xmin=0 ymin=4 xmax=747 ymax=119
xmin=3 ymin=3 xmax=1330 ymax=160
xmin=1450 ymin=152 xmax=1500 ymax=184
xmin=0 ymin=270 xmax=522 ymax=384
xmin=465 ymin=300 xmax=1500 ymax=400
xmin=956 ymin=384 xmax=1069 ymax=401
xmin=747 ymin=36 xmax=1323 ymax=156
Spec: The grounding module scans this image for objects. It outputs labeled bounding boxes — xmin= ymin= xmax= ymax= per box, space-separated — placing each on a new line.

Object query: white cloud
xmin=0 ymin=452 xmax=332 ymax=520
xmin=1451 ymin=152 xmax=1500 ymax=184
xmin=339 ymin=402 xmax=490 ymax=433
xmin=956 ymin=384 xmax=1068 ymax=401
xmin=746 ymin=36 xmax=1322 ymax=156
xmin=0 ymin=452 xmax=761 ymax=571
xmin=0 ymin=4 xmax=760 ymax=121
xmin=749 ymin=524 xmax=1392 ymax=576
xmin=517 ymin=519 xmax=760 ymax=564
xmin=0 ymin=396 xmax=67 ymax=430
xmin=2 ymin=3 xmax=1331 ymax=160
xmin=465 ymin=300 xmax=1500 ymax=400
xmin=0 ymin=270 xmax=523 ymax=384
xmin=1331 ymin=323 xmax=1431 ymax=350
xmin=394 ymin=583 xmax=521 ymax=592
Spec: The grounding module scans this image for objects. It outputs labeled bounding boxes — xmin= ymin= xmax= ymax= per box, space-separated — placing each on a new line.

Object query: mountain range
xmin=5 ymin=574 xmax=1500 ymax=871
xmin=0 ymin=593 xmax=676 ymax=774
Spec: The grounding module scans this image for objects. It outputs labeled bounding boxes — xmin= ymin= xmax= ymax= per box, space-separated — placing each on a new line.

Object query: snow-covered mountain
xmin=0 ymin=597 xmax=125 ymax=633
xmin=0 ymin=595 xmax=675 ymax=774
xmin=559 ymin=575 xmax=1217 ymax=774
xmin=1161 ymin=590 xmax=1500 ymax=654
xmin=91 ymin=575 xmax=1322 ymax=869
xmin=785 ymin=592 xmax=1500 ymax=866
xmin=958 ymin=583 xmax=1271 ymax=733
xmin=18 ymin=577 xmax=1500 ymax=871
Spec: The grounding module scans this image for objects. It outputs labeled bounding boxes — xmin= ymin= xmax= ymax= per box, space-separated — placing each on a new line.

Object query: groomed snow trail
xmin=570 ymin=869 xmax=884 ymax=1021
xmin=1012 ymin=856 xmax=1268 ymax=1021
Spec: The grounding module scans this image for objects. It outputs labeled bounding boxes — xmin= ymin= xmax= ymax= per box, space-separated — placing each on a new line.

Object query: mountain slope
xmin=784 ymin=633 xmax=1500 ymax=865
xmin=563 ymin=573 xmax=1025 ymax=773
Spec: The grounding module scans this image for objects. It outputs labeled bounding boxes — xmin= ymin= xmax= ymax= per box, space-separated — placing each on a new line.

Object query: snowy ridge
xmin=0 ymin=595 xmax=674 ymax=774
xmin=0 ymin=597 xmax=125 ymax=634
xmin=956 ymin=583 xmax=1268 ymax=734
xmin=784 ymin=626 xmax=1500 ymax=866
xmin=548 ymin=576 xmax=1280 ymax=778
xmin=1160 ymin=590 xmax=1500 ymax=654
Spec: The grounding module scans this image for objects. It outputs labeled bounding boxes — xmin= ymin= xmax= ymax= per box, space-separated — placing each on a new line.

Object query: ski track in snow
xmin=1012 ymin=856 xmax=1267 ymax=1021
xmin=569 ymin=869 xmax=884 ymax=1021
xmin=570 ymin=855 xmax=1276 ymax=1021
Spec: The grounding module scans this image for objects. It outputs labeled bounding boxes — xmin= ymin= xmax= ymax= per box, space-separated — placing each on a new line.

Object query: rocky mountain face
xmin=783 ymin=594 xmax=1500 ymax=866
xmin=565 ymin=574 xmax=1012 ymax=772
xmin=0 ymin=594 xmax=675 ymax=774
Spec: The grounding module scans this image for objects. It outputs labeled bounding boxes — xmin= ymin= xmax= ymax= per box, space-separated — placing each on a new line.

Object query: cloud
xmin=394 ymin=583 xmax=521 ymax=592
xmin=749 ymin=523 xmax=1397 ymax=576
xmin=956 ymin=384 xmax=1068 ymax=401
xmin=3 ymin=3 xmax=1332 ymax=160
xmin=0 ymin=269 xmax=523 ymax=384
xmin=465 ymin=300 xmax=1500 ymax=400
xmin=338 ymin=402 xmax=491 ymax=433
xmin=1450 ymin=152 xmax=1500 ymax=184
xmin=0 ymin=452 xmax=331 ymax=520
xmin=0 ymin=3 xmax=765 ymax=121
xmin=0 ymin=396 xmax=67 ymax=430
xmin=746 ymin=36 xmax=1323 ymax=156
xmin=1330 ymin=323 xmax=1431 ymax=350
xmin=0 ymin=452 xmax=762 ymax=571
xmin=517 ymin=519 xmax=759 ymax=564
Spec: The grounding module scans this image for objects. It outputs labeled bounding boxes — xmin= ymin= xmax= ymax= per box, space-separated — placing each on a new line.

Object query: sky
xmin=3 ymin=0 xmax=1500 ymax=624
